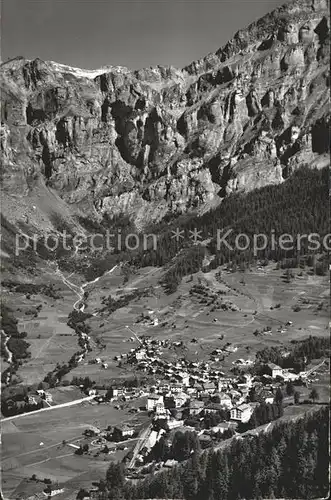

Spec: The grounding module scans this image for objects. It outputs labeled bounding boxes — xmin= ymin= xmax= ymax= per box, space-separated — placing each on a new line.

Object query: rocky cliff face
xmin=1 ymin=0 xmax=329 ymax=232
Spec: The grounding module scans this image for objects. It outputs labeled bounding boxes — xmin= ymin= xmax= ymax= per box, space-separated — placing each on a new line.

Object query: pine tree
xmin=183 ymin=461 xmax=199 ymax=500
xmin=212 ymin=454 xmax=229 ymax=500
xmin=286 ymin=381 xmax=294 ymax=396
xmin=275 ymin=387 xmax=283 ymax=405
xmin=199 ymin=451 xmax=214 ymax=500
xmin=266 ymin=447 xmax=281 ymax=497
xmin=106 ymin=462 xmax=125 ymax=497
xmin=309 ymin=388 xmax=319 ymax=402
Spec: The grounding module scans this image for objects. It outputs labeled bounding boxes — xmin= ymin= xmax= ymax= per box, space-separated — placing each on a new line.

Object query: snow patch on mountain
xmin=46 ymin=60 xmax=129 ymax=79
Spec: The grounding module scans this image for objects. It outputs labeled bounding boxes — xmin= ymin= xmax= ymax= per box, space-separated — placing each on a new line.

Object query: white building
xmin=282 ymin=369 xmax=300 ymax=381
xmin=225 ymin=344 xmax=238 ymax=353
xmin=167 ymin=419 xmax=183 ymax=430
xmin=135 ymin=350 xmax=146 ymax=361
xmin=211 ymin=422 xmax=236 ymax=434
xmin=155 ymin=402 xmax=168 ymax=416
xmin=44 ymin=392 xmax=52 ymax=402
xmin=203 ymin=382 xmax=216 ymax=394
xmin=43 ymin=488 xmax=65 ymax=497
xmin=178 ymin=372 xmax=190 ymax=387
xmin=230 ymin=404 xmax=253 ymax=423
xmin=267 ymin=363 xmax=283 ymax=378
xmin=242 ymin=374 xmax=253 ymax=387
xmin=169 ymin=383 xmax=183 ymax=394
xmin=164 ymin=459 xmax=178 ymax=467
xmin=158 ymin=383 xmax=170 ymax=393
xmin=218 ymin=392 xmax=233 ymax=409
xmin=172 ymin=392 xmax=187 ymax=408
xmin=147 ymin=394 xmax=164 ymax=411
xmin=217 ymin=378 xmax=233 ymax=391
xmin=189 ymin=400 xmax=205 ymax=416
xmin=264 ymin=393 xmax=275 ymax=404
xmin=112 ymin=387 xmax=124 ymax=398
xmin=115 ymin=424 xmax=135 ymax=438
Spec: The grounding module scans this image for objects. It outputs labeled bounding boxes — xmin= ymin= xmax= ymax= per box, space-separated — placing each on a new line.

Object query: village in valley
xmin=1 ymin=262 xmax=329 ymax=499
xmin=69 ymin=320 xmax=327 ymax=478
xmin=1 ymin=0 xmax=331 ymax=496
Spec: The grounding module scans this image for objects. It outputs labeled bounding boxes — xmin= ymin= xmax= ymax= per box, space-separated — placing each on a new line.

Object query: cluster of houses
xmin=25 ymin=488 xmax=65 ymax=500
xmin=28 ymin=389 xmax=53 ymax=406
xmin=89 ymin=357 xmax=108 ymax=369
xmin=116 ymin=336 xmax=244 ymax=383
xmin=102 ymin=361 xmax=293 ymax=432
xmin=80 ymin=360 xmax=289 ymax=446
xmin=76 ymin=332 xmax=308 ymax=467
xmin=109 ymin=336 xmax=297 ymax=422
xmin=93 ymin=364 xmax=286 ymax=467
xmin=143 ymin=372 xmax=271 ymax=427
xmin=84 ymin=423 xmax=136 ymax=442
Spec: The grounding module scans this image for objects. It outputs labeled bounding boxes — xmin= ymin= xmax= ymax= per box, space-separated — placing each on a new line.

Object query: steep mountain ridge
xmin=1 ymin=0 xmax=329 ymax=236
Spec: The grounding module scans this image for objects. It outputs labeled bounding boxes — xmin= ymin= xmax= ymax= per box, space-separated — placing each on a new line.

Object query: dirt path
xmin=1 ymin=396 xmax=95 ymax=422
xmin=27 ymin=451 xmax=75 ymax=468
xmin=33 ymin=330 xmax=58 ymax=360
xmin=1 ymin=329 xmax=13 ymax=363
xmin=54 ymin=264 xmax=119 ymax=312
xmin=2 ymin=435 xmax=84 ymax=462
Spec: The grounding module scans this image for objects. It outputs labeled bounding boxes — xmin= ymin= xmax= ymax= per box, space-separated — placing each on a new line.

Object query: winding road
xmin=54 ymin=264 xmax=119 ymax=312
xmin=1 ymin=329 xmax=13 ymax=363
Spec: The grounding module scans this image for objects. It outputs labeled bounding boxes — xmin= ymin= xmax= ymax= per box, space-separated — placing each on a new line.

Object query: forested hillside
xmin=9 ymin=166 xmax=328 ymax=288
xmin=136 ymin=166 xmax=329 ymax=292
xmin=95 ymin=406 xmax=329 ymax=500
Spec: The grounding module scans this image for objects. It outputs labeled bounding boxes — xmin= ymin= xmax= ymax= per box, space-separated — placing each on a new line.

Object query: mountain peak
xmin=0 ymin=0 xmax=329 ymax=235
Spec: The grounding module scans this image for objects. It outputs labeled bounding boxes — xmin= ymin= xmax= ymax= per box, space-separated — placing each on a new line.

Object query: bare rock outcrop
xmin=1 ymin=0 xmax=329 ymax=231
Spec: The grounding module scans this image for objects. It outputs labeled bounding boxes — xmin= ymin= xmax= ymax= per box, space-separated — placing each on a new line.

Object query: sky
xmin=2 ymin=0 xmax=286 ymax=70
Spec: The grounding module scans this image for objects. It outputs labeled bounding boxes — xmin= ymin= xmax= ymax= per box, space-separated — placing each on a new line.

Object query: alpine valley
xmin=0 ymin=1 xmax=330 ymax=500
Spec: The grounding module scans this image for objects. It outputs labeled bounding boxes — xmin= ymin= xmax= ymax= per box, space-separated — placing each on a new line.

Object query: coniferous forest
xmin=132 ymin=166 xmax=329 ymax=292
xmin=92 ymin=407 xmax=329 ymax=500
xmin=83 ymin=166 xmax=328 ymax=285
xmin=21 ymin=166 xmax=327 ymax=286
